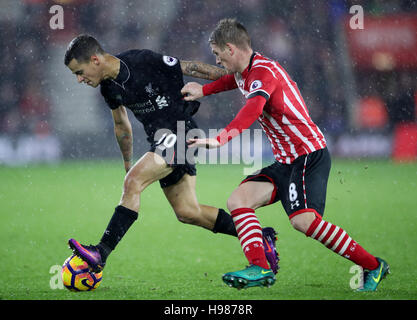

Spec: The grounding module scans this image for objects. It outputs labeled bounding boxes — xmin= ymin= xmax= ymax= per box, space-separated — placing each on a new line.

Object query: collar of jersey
xmin=241 ymin=52 xmax=258 ymax=78
xmin=112 ymin=58 xmax=130 ymax=88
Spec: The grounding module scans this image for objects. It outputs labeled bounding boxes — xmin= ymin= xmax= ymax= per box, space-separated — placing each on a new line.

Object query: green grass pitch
xmin=0 ymin=159 xmax=416 ymax=300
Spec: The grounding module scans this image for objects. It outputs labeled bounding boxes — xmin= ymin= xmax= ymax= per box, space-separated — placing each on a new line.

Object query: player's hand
xmin=187 ymin=138 xmax=220 ymax=149
xmin=181 ymin=82 xmax=203 ymax=101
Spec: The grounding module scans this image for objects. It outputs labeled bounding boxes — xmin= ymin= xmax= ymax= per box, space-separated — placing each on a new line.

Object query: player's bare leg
xmin=289 ymin=211 xmax=316 ymax=233
xmin=164 ymin=176 xmax=279 ymax=273
xmin=120 ymin=152 xmax=173 ymax=212
xmin=163 ymin=174 xmax=217 ymax=230
xmin=227 ymin=181 xmax=274 ymax=212
xmin=69 ymin=151 xmax=173 ymax=272
xmin=163 ymin=174 xmax=237 ymax=236
xmin=223 ymin=181 xmax=278 ymax=288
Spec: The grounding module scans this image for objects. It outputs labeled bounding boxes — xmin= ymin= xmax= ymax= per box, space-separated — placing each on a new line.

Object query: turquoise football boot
xmin=222 ymin=265 xmax=276 ymax=289
xmin=357 ymin=257 xmax=390 ymax=292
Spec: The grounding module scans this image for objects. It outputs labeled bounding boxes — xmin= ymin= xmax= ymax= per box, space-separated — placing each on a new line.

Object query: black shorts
xmin=149 ymin=125 xmax=198 ymax=189
xmin=158 ymin=164 xmax=196 ymax=188
xmin=241 ymin=147 xmax=331 ymax=219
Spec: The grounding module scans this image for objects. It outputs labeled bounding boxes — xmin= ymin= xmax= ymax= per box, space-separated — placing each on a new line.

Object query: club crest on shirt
xmin=163 ymin=55 xmax=178 ymax=66
xmin=145 ymin=82 xmax=158 ymax=97
xmin=250 ymin=80 xmax=262 ymax=91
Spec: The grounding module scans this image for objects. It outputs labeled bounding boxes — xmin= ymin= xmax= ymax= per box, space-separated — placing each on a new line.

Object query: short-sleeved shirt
xmin=100 ymin=49 xmax=197 ymax=143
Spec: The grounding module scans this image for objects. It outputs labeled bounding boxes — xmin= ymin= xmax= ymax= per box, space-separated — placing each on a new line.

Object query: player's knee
xmin=123 ymin=173 xmax=145 ymax=196
xmin=290 ymin=211 xmax=317 ymax=234
xmin=174 ymin=204 xmax=201 ymax=225
xmin=290 ymin=218 xmax=306 ymax=233
xmin=227 ymin=195 xmax=247 ymax=212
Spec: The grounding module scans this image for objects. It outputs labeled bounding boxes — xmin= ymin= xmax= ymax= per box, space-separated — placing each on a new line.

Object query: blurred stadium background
xmin=1 ymin=0 xmax=417 ymax=166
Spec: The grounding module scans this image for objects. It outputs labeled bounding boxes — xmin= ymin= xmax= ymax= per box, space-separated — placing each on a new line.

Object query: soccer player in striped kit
xmin=182 ymin=18 xmax=389 ymax=291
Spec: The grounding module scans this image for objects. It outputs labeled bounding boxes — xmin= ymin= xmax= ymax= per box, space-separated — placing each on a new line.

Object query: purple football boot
xmin=262 ymin=227 xmax=280 ymax=274
xmin=68 ymin=238 xmax=105 ymax=273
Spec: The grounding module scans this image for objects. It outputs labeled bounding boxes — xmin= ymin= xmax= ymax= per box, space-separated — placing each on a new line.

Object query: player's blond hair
xmin=209 ymin=18 xmax=251 ymax=50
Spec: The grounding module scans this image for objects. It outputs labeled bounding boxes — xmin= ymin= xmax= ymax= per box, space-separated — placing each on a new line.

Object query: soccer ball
xmin=61 ymin=254 xmax=102 ymax=291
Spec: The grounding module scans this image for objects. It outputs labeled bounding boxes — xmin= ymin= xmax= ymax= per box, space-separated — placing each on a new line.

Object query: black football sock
xmin=98 ymin=205 xmax=138 ymax=261
xmin=212 ymin=208 xmax=238 ymax=237
xmin=97 ymin=242 xmax=112 ymax=263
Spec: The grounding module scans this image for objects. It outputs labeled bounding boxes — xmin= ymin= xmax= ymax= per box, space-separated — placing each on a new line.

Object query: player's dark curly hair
xmin=64 ymin=34 xmax=105 ymax=65
xmin=209 ymin=18 xmax=251 ymax=50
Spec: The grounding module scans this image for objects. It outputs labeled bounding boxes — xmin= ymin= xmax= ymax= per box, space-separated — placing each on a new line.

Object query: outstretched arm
xmin=181 ymin=73 xmax=238 ymax=101
xmin=180 ymin=60 xmax=228 ymax=81
xmin=187 ymin=95 xmax=267 ymax=148
xmin=112 ymin=106 xmax=133 ymax=173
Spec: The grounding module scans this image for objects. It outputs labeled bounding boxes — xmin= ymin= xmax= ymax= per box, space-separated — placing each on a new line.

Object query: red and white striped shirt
xmin=203 ymin=52 xmax=326 ymax=164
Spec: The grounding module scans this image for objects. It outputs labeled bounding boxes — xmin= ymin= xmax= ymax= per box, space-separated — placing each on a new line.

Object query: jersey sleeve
xmin=245 ymin=66 xmax=278 ymax=101
xmin=202 ymin=74 xmax=238 ymax=96
xmin=141 ymin=49 xmax=183 ymax=78
xmin=215 ymin=95 xmax=267 ymax=145
xmin=100 ymin=84 xmax=122 ymax=110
